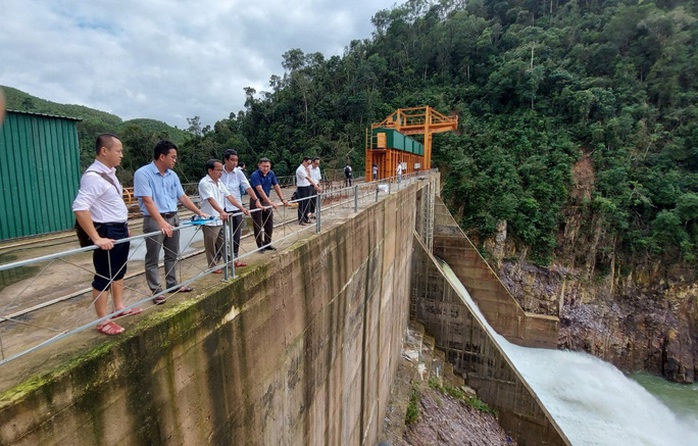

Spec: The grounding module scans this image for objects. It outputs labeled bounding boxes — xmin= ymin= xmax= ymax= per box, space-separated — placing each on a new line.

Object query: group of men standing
xmin=73 ymin=134 xmax=290 ymax=336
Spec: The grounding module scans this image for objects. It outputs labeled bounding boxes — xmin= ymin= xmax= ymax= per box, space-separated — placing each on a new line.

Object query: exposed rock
xmin=382 ymin=322 xmax=516 ymax=445
xmin=397 ymin=388 xmax=516 ymax=446
xmin=498 ymin=259 xmax=697 ymax=383
xmin=473 ymin=151 xmax=698 ymax=383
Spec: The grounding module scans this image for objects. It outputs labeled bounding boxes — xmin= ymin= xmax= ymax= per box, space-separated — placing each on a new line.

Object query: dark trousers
xmin=230 ymin=213 xmax=243 ymax=258
xmin=297 ymin=185 xmax=313 ymax=223
xmin=345 ymin=176 xmax=352 ymax=187
xmin=308 ymin=190 xmax=317 ymax=215
xmin=252 ymin=206 xmax=274 ymax=248
xmin=92 ymin=223 xmax=130 ymax=291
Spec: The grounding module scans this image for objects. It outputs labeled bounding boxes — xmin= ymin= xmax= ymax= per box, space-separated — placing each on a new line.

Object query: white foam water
xmin=439 ymin=261 xmax=698 ymax=446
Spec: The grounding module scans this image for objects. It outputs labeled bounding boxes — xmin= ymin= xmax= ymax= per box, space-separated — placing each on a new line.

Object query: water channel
xmin=440 ymin=261 xmax=698 ymax=445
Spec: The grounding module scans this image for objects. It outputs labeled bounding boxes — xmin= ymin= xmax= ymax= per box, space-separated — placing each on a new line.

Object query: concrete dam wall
xmin=0 ymin=188 xmax=415 ymax=445
xmin=0 ymin=177 xmax=567 ymax=445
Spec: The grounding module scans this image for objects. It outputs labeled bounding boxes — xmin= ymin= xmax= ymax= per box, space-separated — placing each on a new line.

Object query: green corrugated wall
xmin=372 ymin=127 xmax=424 ymax=154
xmin=0 ymin=111 xmax=81 ymax=240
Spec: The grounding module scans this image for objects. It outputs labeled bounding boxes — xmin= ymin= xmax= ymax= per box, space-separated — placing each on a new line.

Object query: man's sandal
xmin=96 ymin=320 xmax=124 ymax=335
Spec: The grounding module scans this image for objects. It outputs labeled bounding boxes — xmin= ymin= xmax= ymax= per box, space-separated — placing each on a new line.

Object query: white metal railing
xmin=0 ymin=171 xmax=432 ymax=366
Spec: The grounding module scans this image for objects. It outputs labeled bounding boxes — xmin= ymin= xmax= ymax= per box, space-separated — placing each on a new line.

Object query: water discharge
xmin=439 ymin=261 xmax=698 ymax=446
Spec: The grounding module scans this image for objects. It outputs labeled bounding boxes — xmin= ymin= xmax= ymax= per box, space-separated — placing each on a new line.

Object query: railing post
xmin=354 ymin=185 xmax=358 ymax=212
xmin=222 ymin=216 xmax=230 ymax=280
xmin=315 ymin=194 xmax=321 ymax=233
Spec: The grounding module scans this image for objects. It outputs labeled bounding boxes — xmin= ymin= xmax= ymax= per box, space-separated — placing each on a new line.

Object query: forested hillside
xmin=197 ymin=0 xmax=697 ymax=272
xmin=4 ymin=0 xmax=697 ymax=273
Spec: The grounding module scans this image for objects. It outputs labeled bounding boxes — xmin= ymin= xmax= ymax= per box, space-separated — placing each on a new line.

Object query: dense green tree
xmin=5 ymin=0 xmax=698 ymax=269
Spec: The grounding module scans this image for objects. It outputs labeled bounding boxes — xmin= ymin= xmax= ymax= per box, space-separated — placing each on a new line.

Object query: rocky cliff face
xmin=484 ymin=153 xmax=697 ymax=383
xmin=497 ymin=259 xmax=697 ymax=383
xmin=467 ymin=154 xmax=697 ymax=383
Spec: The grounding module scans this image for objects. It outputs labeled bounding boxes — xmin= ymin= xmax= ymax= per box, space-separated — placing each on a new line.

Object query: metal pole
xmin=222 ymin=217 xmax=230 ymax=280
xmin=315 ymin=194 xmax=321 ymax=233
xmin=354 ymin=185 xmax=358 ymax=212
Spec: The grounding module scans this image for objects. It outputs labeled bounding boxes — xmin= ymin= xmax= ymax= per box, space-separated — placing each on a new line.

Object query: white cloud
xmin=0 ymin=0 xmax=397 ymax=128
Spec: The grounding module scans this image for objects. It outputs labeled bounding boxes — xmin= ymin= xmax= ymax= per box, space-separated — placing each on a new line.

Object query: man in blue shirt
xmin=133 ymin=140 xmax=206 ymax=303
xmin=249 ymin=157 xmax=289 ymax=251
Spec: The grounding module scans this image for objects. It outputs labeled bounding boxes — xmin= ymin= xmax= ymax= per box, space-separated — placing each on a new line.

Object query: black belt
xmin=160 ymin=212 xmax=177 ymax=218
xmin=96 ymin=222 xmax=128 ymax=228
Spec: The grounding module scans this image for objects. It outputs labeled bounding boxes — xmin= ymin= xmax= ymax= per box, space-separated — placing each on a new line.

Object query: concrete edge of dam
xmin=0 ymin=175 xmax=568 ymax=446
xmin=0 ymin=184 xmax=416 ymax=445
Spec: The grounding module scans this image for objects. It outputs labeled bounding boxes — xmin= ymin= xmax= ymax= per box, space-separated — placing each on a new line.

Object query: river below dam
xmin=631 ymin=372 xmax=698 ymax=425
xmin=440 ymin=262 xmax=698 ymax=446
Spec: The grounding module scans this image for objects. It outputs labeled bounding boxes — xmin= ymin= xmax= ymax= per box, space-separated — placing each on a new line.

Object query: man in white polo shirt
xmin=308 ymin=156 xmax=322 ymax=219
xmin=221 ymin=149 xmax=260 ymax=267
xmin=198 ymin=159 xmax=249 ymax=272
xmin=295 ymin=156 xmax=320 ymax=225
xmin=73 ymin=134 xmax=140 ymax=335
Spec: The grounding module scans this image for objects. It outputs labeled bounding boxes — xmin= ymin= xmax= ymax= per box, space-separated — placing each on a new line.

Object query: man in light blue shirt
xmin=133 ymin=140 xmax=205 ymax=303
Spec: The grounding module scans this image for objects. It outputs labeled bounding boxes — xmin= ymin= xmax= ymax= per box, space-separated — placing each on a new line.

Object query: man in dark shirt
xmin=249 ymin=158 xmax=289 ymax=251
xmin=344 ymin=163 xmax=353 ymax=187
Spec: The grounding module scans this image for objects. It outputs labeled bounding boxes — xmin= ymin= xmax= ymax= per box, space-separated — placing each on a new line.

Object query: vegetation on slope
xmin=4 ymin=0 xmax=697 ymax=273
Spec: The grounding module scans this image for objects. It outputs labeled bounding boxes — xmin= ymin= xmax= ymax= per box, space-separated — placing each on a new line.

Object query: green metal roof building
xmin=0 ymin=110 xmax=81 ymax=240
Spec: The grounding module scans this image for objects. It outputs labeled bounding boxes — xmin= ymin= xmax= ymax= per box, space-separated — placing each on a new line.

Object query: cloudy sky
xmin=1 ymin=0 xmax=397 ymax=128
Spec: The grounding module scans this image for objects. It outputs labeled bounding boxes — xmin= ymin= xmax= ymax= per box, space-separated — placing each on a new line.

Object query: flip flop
xmin=176 ymin=286 xmax=194 ymax=293
xmin=113 ymin=308 xmax=143 ymax=319
xmin=96 ymin=320 xmax=124 ymax=335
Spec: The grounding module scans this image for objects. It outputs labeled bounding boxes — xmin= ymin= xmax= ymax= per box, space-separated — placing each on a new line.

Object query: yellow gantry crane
xmin=365 ymin=106 xmax=458 ymax=181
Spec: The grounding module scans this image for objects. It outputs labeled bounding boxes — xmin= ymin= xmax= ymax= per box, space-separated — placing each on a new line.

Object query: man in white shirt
xmin=73 ymin=134 xmax=139 ymax=335
xmin=198 ymin=159 xmax=249 ymax=272
xmin=221 ymin=149 xmax=260 ymax=267
xmin=308 ymin=157 xmax=322 ymax=219
xmin=295 ymin=157 xmax=319 ymax=225
xmin=396 ymin=162 xmax=404 ymax=184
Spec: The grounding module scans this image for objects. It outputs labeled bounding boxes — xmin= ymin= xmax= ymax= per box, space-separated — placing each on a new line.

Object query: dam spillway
xmin=438 ymin=260 xmax=698 ymax=445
